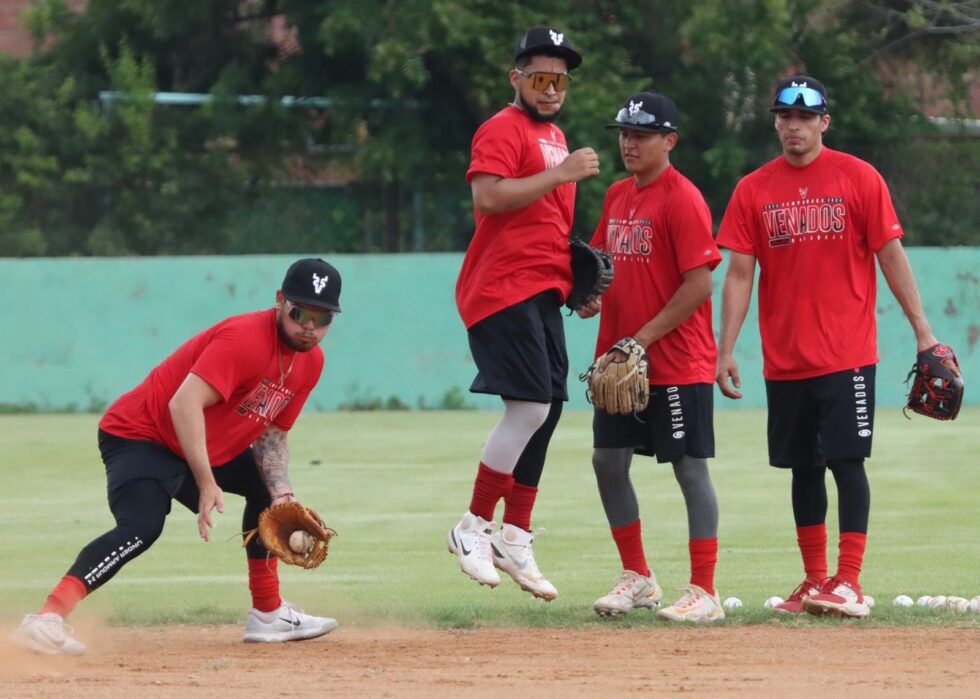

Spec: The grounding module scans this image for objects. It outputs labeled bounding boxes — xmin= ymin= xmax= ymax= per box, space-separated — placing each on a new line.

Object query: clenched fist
xmin=557 ymin=147 xmax=600 ymax=184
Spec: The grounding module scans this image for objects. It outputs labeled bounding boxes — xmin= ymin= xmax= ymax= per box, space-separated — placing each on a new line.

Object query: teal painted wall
xmin=1 ymin=250 xmax=976 ymax=412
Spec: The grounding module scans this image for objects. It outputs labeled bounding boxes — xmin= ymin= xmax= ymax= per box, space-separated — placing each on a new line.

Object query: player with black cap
xmin=577 ymin=91 xmax=725 ymax=622
xmin=11 ymin=258 xmax=342 ymax=654
xmin=448 ymin=26 xmax=599 ymax=600
xmin=715 ymin=75 xmax=952 ymax=618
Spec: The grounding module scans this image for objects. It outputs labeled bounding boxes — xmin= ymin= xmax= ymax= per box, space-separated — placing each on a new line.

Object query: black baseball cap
xmin=514 ymin=26 xmax=582 ymax=71
xmin=605 ymin=91 xmax=679 ymax=133
xmin=281 ymin=258 xmax=342 ymax=313
xmin=770 ymin=75 xmax=829 ymax=115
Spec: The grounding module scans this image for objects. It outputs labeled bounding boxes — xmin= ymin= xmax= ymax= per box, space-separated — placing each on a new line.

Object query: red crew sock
xmin=689 ymin=538 xmax=718 ymax=595
xmin=468 ymin=463 xmax=514 ymax=522
xmin=502 ymin=483 xmax=538 ymax=532
xmin=611 ymin=520 xmax=650 ymax=577
xmin=836 ymin=532 xmax=867 ymax=586
xmin=248 ymin=557 xmax=281 ymax=613
xmin=796 ymin=523 xmax=828 ymax=582
xmin=39 ymin=575 xmax=87 ymax=619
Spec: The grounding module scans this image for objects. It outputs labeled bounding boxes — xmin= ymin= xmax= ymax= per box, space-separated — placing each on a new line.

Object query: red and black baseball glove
xmin=905 ymin=343 xmax=963 ymax=420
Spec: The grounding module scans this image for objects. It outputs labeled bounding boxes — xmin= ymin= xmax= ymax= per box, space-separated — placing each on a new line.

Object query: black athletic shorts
xmin=593 ymin=383 xmax=715 ymax=464
xmin=765 ymin=365 xmax=876 ymax=468
xmin=467 ymin=290 xmax=568 ymax=403
xmin=98 ymin=430 xmax=269 ymax=512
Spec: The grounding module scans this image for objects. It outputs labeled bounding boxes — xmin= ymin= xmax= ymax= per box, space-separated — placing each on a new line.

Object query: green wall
xmin=1 ymin=250 xmax=976 ymax=412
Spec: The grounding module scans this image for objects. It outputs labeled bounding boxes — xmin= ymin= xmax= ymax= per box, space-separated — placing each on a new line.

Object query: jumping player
xmin=11 ymin=258 xmax=342 ymax=654
xmin=715 ymin=76 xmax=951 ymax=618
xmin=578 ymin=92 xmax=724 ymax=622
xmin=447 ymin=26 xmax=600 ymax=600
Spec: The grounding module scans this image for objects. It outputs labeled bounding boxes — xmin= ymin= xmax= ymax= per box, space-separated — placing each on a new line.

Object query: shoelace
xmin=673 ymin=587 xmax=704 ymax=609
xmin=26 ymin=614 xmax=75 ymax=642
xmin=785 ymin=579 xmax=818 ymax=602
xmin=611 ymin=573 xmax=643 ymax=596
xmin=476 ymin=527 xmax=494 ymax=562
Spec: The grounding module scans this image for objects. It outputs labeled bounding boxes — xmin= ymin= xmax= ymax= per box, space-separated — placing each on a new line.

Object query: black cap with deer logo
xmin=281 ymin=258 xmax=342 ymax=312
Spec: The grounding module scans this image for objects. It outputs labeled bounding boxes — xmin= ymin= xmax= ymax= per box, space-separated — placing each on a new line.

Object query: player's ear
xmin=664 ymin=132 xmax=679 ymax=151
xmin=275 ymin=290 xmax=284 ymax=307
xmin=820 ymin=115 xmax=831 ymax=133
xmin=509 ymin=69 xmax=521 ymax=92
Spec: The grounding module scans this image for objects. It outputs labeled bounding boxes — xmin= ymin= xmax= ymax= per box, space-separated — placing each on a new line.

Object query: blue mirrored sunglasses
xmin=774 ymin=86 xmax=826 ymax=109
xmin=615 ymin=108 xmax=660 ymax=126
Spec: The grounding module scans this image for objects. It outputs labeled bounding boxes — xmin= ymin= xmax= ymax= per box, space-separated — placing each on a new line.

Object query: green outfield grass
xmin=1 ymin=408 xmax=977 ymax=629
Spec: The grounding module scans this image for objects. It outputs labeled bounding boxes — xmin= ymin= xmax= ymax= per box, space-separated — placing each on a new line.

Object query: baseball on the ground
xmin=916 ymin=595 xmax=933 ymax=607
xmin=947 ymin=596 xmax=970 ymax=613
xmin=289 ymin=530 xmax=313 ymax=554
xmin=970 ymin=597 xmax=980 ymax=614
xmin=864 ymin=595 xmax=875 ymax=607
xmin=928 ymin=595 xmax=948 ymax=610
xmin=893 ymin=595 xmax=914 ymax=607
xmin=723 ymin=597 xmax=743 ymax=609
xmin=763 ymin=596 xmax=784 ymax=609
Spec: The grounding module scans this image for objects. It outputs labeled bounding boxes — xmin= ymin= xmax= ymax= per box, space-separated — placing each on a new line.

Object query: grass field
xmin=1 ymin=408 xmax=977 ymax=630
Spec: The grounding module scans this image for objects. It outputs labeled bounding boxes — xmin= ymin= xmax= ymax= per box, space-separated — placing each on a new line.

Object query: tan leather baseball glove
xmin=580 ymin=337 xmax=650 ymax=415
xmin=247 ymin=501 xmax=337 ymax=569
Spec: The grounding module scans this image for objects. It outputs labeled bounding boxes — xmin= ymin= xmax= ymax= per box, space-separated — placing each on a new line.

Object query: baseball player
xmin=578 ymin=92 xmax=725 ymax=622
xmin=447 ymin=26 xmax=599 ymax=600
xmin=715 ymin=76 xmax=953 ymax=618
xmin=10 ymin=259 xmax=342 ymax=654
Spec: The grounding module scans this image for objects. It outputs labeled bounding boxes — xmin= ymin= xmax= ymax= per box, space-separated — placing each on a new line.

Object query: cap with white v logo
xmin=281 ymin=258 xmax=342 ymax=312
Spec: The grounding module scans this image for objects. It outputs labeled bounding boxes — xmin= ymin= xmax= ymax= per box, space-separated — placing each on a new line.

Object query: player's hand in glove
xmin=247 ymin=501 xmax=337 ymax=569
xmin=566 ymin=239 xmax=614 ymax=312
xmin=580 ymin=337 xmax=650 ymax=415
xmin=905 ymin=343 xmax=963 ymax=420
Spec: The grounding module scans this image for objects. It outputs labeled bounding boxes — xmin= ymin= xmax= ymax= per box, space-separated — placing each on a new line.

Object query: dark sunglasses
xmin=285 ymin=302 xmax=334 ymax=328
xmin=774 ymin=86 xmax=826 ymax=109
xmin=514 ymin=68 xmax=569 ymax=92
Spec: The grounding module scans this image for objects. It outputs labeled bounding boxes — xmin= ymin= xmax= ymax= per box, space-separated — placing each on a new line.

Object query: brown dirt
xmin=1 ymin=624 xmax=978 ymax=698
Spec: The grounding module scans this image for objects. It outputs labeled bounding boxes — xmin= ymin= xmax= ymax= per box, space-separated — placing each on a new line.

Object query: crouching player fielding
xmin=578 ymin=92 xmax=725 ymax=622
xmin=11 ymin=258 xmax=342 ymax=654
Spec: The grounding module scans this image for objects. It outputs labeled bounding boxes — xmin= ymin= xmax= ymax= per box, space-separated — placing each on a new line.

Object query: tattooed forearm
xmin=252 ymin=426 xmax=292 ymax=498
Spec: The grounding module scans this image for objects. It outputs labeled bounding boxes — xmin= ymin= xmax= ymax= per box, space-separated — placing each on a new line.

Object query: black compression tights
xmin=512 ymin=398 xmax=563 ymax=488
xmin=791 ymin=458 xmax=870 ymax=533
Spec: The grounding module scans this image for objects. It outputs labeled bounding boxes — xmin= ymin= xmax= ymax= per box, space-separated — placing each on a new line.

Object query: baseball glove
xmin=566 ymin=238 xmax=614 ymax=311
xmin=905 ymin=343 xmax=963 ymax=420
xmin=580 ymin=337 xmax=650 ymax=415
xmin=247 ymin=501 xmax=337 ymax=569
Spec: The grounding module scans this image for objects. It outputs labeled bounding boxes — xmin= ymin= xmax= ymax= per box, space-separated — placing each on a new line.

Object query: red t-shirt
xmin=590 ymin=166 xmax=721 ymax=385
xmin=456 ymin=105 xmax=576 ymax=328
xmin=716 ymin=147 xmax=904 ymax=380
xmin=99 ymin=309 xmax=324 ymax=466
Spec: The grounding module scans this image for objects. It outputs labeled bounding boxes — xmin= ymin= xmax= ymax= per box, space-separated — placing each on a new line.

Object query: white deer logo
xmin=549 ymin=30 xmax=564 ymax=45
xmin=312 ymin=273 xmax=328 ymax=294
xmin=628 ymin=100 xmax=643 ymax=117
xmin=799 ymin=187 xmax=808 ymax=199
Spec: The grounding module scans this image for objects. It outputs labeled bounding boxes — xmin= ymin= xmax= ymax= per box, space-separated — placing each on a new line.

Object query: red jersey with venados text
xmin=590 ymin=166 xmax=721 ymax=384
xmin=99 ymin=309 xmax=324 ymax=466
xmin=716 ymin=147 xmax=904 ymax=380
xmin=456 ymin=105 xmax=575 ymax=328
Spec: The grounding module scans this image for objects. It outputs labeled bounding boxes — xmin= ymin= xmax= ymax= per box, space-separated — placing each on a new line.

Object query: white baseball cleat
xmin=593 ymin=570 xmax=663 ymax=617
xmin=656 ymin=585 xmax=725 ymax=623
xmin=447 ymin=512 xmax=500 ymax=587
xmin=10 ymin=612 xmax=86 ymax=655
xmin=490 ymin=524 xmax=558 ymax=601
xmin=803 ymin=577 xmax=870 ymax=619
xmin=242 ymin=600 xmax=338 ymax=642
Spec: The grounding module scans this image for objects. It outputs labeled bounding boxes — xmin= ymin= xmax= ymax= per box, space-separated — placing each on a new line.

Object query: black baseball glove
xmin=905 ymin=343 xmax=963 ymax=420
xmin=566 ymin=238 xmax=614 ymax=311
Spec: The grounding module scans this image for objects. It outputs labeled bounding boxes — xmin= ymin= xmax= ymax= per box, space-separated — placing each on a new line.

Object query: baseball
xmin=947 ymin=596 xmax=970 ymax=613
xmin=289 ymin=530 xmax=313 ymax=554
xmin=864 ymin=595 xmax=875 ymax=608
xmin=928 ymin=595 xmax=948 ymax=610
xmin=763 ymin=596 xmax=784 ymax=609
xmin=893 ymin=595 xmax=914 ymax=607
xmin=969 ymin=597 xmax=980 ymax=614
xmin=916 ymin=595 xmax=933 ymax=607
xmin=723 ymin=597 xmax=743 ymax=609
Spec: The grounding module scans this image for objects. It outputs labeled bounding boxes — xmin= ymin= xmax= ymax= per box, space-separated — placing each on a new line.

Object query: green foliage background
xmin=0 ymin=0 xmax=976 ymax=255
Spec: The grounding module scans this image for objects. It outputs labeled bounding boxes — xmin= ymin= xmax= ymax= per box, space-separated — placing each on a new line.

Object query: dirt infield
xmin=2 ymin=624 xmax=978 ymax=698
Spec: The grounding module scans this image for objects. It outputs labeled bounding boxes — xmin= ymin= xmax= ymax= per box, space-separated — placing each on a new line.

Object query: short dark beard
xmin=276 ymin=316 xmax=311 ymax=352
xmin=515 ymin=91 xmax=563 ymax=123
